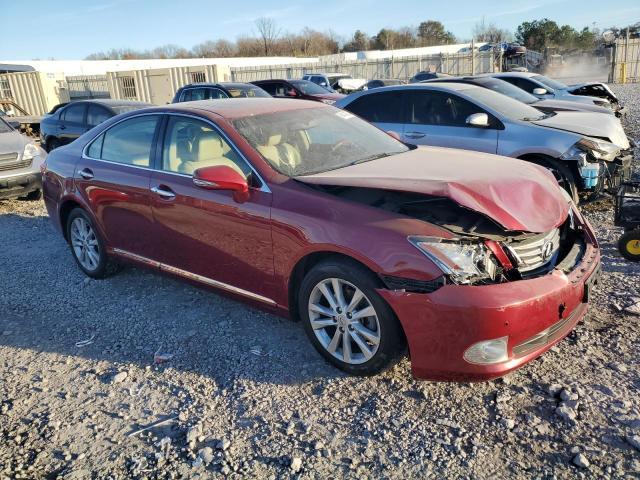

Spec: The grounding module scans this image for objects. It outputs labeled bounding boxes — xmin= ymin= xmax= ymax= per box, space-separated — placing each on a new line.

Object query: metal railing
xmin=230 ymin=52 xmax=500 ymax=83
xmin=66 ymin=75 xmax=110 ymax=99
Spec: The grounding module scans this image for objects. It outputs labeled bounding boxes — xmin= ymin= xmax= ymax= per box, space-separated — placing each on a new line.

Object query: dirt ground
xmin=0 ymin=84 xmax=639 ymax=479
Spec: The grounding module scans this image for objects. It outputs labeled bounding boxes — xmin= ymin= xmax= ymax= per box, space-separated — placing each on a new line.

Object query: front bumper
xmin=0 ymin=172 xmax=42 ymax=200
xmin=378 ymin=234 xmax=601 ymax=382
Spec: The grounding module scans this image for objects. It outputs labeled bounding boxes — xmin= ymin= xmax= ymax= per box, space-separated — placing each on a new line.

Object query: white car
xmin=0 ymin=115 xmax=46 ymax=200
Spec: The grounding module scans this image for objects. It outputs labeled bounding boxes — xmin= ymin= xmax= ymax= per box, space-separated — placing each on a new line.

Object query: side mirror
xmin=193 ymin=165 xmax=249 ymax=194
xmin=386 ymin=130 xmax=401 ymax=141
xmin=286 ymin=89 xmax=298 ymax=97
xmin=320 ymin=82 xmax=328 ymax=87
xmin=532 ymin=87 xmax=548 ymax=95
xmin=466 ymin=113 xmax=490 ymax=128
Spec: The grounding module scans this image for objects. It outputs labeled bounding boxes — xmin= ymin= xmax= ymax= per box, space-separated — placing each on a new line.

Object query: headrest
xmin=267 ymin=134 xmax=282 ymax=146
xmin=196 ymin=130 xmax=224 ymax=158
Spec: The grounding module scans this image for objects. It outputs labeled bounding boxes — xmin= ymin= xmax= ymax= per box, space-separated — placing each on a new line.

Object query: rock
xmin=548 ymin=383 xmax=564 ymax=396
xmin=186 ymin=425 xmax=201 ymax=446
xmin=556 ymin=405 xmax=577 ymax=423
xmin=572 ymin=453 xmax=590 ymax=468
xmin=500 ymin=418 xmax=515 ymax=430
xmin=290 ymin=457 xmax=302 ymax=472
xmin=627 ymin=435 xmax=640 ymax=451
xmin=624 ymin=301 xmax=640 ymax=316
xmin=198 ymin=447 xmax=214 ymax=464
xmin=560 ymin=389 xmax=579 ymax=402
xmin=111 ymin=371 xmax=128 ymax=384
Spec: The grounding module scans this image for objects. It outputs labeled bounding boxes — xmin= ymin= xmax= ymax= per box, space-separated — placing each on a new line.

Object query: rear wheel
xmin=66 ymin=208 xmax=120 ymax=278
xmin=298 ymin=259 xmax=406 ymax=376
xmin=618 ymin=229 xmax=640 ymax=262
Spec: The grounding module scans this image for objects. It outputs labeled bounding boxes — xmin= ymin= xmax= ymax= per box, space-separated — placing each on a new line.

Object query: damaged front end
xmin=310 ymin=185 xmax=587 ymax=290
xmin=568 ymin=83 xmax=624 ymax=116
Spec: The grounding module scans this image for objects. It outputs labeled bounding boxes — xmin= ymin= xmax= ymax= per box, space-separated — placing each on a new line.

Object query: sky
xmin=2 ymin=0 xmax=639 ymax=60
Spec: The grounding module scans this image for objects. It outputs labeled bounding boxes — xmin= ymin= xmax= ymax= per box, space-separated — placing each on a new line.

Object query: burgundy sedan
xmin=251 ymin=79 xmax=344 ymax=105
xmin=42 ymin=99 xmax=601 ymax=381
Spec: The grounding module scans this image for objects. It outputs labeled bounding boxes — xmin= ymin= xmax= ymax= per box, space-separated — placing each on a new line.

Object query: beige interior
xmin=256 ymin=133 xmax=301 ymax=170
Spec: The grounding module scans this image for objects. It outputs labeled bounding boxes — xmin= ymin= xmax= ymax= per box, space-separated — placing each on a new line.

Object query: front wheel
xmin=527 ymin=157 xmax=580 ymax=204
xmin=298 ymin=260 xmax=406 ymax=376
xmin=66 ymin=208 xmax=120 ymax=278
xmin=618 ymin=229 xmax=640 ymax=262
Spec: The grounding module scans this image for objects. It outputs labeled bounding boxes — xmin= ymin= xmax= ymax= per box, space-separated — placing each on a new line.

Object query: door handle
xmin=151 ymin=185 xmax=176 ymax=199
xmin=405 ymin=131 xmax=426 ymax=139
xmin=59 ymin=125 xmax=66 ymax=130
xmin=79 ymin=168 xmax=94 ymax=180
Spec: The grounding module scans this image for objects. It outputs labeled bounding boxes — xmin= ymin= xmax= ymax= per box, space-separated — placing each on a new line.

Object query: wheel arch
xmin=59 ymin=198 xmax=84 ymax=241
xmin=287 ymin=251 xmax=383 ymax=322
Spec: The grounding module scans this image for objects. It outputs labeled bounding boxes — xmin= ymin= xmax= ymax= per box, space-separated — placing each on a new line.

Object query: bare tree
xmin=255 ymin=17 xmax=280 ymax=56
xmin=473 ymin=17 xmax=512 ymax=43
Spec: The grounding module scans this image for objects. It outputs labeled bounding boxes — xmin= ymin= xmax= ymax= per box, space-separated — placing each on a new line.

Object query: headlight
xmin=561 ymin=137 xmax=619 ymax=162
xmin=22 ymin=143 xmax=40 ymax=161
xmin=320 ymin=99 xmax=336 ymax=105
xmin=408 ymin=236 xmax=498 ymax=284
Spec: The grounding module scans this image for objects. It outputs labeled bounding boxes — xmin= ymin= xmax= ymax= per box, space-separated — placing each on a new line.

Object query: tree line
xmin=84 ymin=17 xmax=622 ymax=60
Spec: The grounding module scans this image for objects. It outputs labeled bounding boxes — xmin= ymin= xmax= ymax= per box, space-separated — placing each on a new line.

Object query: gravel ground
xmin=1 ymin=84 xmax=639 ymax=479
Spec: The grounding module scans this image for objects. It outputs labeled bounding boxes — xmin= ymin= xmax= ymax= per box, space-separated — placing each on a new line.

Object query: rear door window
xmin=208 ymin=88 xmax=228 ymax=99
xmin=344 ymin=91 xmax=404 ymax=123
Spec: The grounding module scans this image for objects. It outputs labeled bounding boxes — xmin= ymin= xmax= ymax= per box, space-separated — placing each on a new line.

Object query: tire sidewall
xmin=298 ymin=261 xmax=405 ymax=376
xmin=66 ymin=208 xmax=109 ymax=278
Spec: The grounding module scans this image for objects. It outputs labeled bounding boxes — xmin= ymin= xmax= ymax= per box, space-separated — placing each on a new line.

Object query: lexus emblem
xmin=541 ymin=240 xmax=554 ymax=261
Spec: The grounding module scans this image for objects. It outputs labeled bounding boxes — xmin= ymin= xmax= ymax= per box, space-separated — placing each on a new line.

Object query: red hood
xmin=296 ymin=146 xmax=569 ymax=233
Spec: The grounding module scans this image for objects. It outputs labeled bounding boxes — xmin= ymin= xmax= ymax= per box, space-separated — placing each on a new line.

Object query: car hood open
xmin=531 ymin=111 xmax=629 ymax=149
xmin=296 ymin=147 xmax=569 ymax=233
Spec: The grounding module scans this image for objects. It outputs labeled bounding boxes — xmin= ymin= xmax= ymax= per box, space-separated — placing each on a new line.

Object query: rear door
xmin=343 ymin=90 xmax=406 ymax=135
xmin=57 ymin=103 xmax=87 ymax=145
xmin=148 ymin=114 xmax=275 ymax=301
xmin=402 ymin=89 xmax=499 ymax=153
xmin=75 ymin=114 xmax=162 ymax=259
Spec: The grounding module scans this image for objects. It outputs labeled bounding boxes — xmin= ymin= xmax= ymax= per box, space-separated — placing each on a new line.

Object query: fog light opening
xmin=463 ymin=336 xmax=510 ymax=365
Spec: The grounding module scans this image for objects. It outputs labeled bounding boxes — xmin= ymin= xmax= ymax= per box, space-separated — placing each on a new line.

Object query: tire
xmin=618 ymin=229 xmax=640 ymax=262
xmin=298 ymin=259 xmax=406 ymax=376
xmin=527 ymin=156 xmax=580 ymax=204
xmin=19 ymin=189 xmax=42 ymax=201
xmin=66 ymin=208 xmax=120 ymax=279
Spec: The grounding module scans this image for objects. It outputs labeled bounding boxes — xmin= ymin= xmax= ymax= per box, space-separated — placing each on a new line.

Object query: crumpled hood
xmin=296 ymin=147 xmax=569 ymax=233
xmin=532 ymin=111 xmax=629 ymax=149
xmin=0 ymin=131 xmax=28 ymax=156
xmin=535 ymin=98 xmax=613 ymax=115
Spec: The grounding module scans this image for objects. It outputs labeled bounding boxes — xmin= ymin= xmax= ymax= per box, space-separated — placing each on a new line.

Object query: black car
xmin=40 ymin=99 xmax=151 ymax=152
xmin=409 ymin=72 xmax=451 ymax=83
xmin=172 ymin=82 xmax=270 ymax=103
xmin=364 ymin=79 xmax=405 ymax=90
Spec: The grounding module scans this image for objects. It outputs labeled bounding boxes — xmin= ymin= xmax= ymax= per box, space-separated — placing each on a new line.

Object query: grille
xmin=0 ymin=152 xmax=31 ymax=172
xmin=508 ymin=228 xmax=561 ymax=273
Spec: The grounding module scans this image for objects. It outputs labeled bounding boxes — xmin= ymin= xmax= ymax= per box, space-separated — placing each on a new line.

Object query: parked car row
xmin=20 ymin=67 xmax=633 ymax=383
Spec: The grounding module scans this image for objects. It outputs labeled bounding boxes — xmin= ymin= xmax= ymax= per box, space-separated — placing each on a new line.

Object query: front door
xmin=149 ymin=115 xmax=275 ymax=302
xmin=75 ymin=114 xmax=162 ymax=259
xmin=58 ymin=103 xmax=87 ymax=145
xmin=401 ymin=90 xmax=499 ymax=153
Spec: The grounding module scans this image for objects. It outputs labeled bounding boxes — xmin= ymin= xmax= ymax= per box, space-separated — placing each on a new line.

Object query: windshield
xmin=232 ymin=107 xmax=409 ymax=176
xmin=472 ymin=78 xmax=538 ymax=104
xmin=533 ymin=75 xmax=568 ymax=90
xmin=290 ymin=80 xmax=331 ymax=95
xmin=227 ymin=86 xmax=270 ymax=98
xmin=460 ymin=86 xmax=548 ymax=121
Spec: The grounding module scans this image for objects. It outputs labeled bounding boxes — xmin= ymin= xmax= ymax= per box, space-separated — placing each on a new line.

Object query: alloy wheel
xmin=308 ymin=277 xmax=381 ymax=365
xmin=70 ymin=217 xmax=100 ymax=271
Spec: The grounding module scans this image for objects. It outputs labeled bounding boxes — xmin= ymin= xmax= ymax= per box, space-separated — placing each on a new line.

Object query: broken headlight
xmin=408 ymin=236 xmax=498 ymax=285
xmin=561 ymin=137 xmax=620 ymax=163
xmin=22 ymin=143 xmax=40 ymax=161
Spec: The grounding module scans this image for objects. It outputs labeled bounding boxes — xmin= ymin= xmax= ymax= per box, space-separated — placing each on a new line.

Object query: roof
xmin=489 ymin=72 xmax=536 ymax=78
xmin=71 ymin=99 xmax=152 ymax=107
xmin=385 ymin=82 xmax=476 ymax=92
xmin=163 ymin=98 xmax=328 ymax=119
xmin=178 ymin=82 xmax=257 ymax=90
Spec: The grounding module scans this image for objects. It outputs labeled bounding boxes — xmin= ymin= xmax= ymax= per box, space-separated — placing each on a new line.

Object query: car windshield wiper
xmin=349 ymin=152 xmax=392 ymax=166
